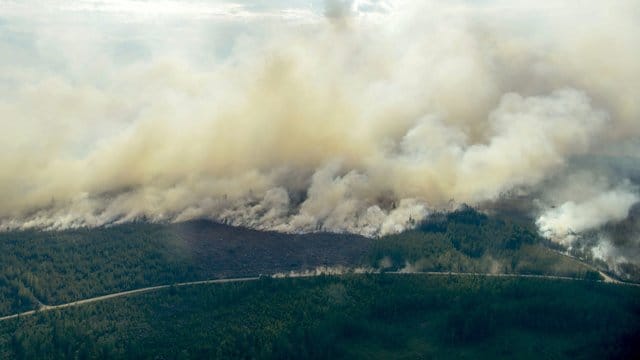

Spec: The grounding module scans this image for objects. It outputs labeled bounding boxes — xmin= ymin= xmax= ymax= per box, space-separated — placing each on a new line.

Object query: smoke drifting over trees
xmin=1 ymin=1 xmax=639 ymax=269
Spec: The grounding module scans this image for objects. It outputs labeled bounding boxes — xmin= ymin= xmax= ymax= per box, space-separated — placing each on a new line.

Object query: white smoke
xmin=0 ymin=1 xmax=639 ymax=259
xmin=536 ymin=185 xmax=639 ymax=247
xmin=272 ymin=265 xmax=377 ymax=278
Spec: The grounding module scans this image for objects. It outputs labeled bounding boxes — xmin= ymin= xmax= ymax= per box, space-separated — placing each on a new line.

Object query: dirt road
xmin=1 ymin=271 xmax=637 ymax=322
xmin=0 ymin=277 xmax=258 ymax=322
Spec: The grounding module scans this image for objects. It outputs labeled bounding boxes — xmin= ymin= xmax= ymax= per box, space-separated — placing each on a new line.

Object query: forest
xmin=1 ymin=274 xmax=638 ymax=359
xmin=369 ymin=208 xmax=597 ymax=277
xmin=0 ymin=208 xmax=599 ymax=317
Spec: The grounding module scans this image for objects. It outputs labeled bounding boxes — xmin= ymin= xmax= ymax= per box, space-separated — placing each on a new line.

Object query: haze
xmin=1 ymin=0 xmax=639 ymax=271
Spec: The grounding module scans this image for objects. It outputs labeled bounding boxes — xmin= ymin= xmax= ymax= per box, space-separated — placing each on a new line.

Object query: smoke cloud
xmin=536 ymin=184 xmax=639 ymax=246
xmin=1 ymin=1 xmax=639 ymax=269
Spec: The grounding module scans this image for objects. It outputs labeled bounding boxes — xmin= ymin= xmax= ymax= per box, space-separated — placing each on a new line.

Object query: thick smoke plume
xmin=1 ymin=1 xmax=639 ymax=269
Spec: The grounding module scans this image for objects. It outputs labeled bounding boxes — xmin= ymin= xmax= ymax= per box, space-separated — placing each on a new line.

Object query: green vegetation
xmin=0 ymin=223 xmax=200 ymax=315
xmin=369 ymin=208 xmax=592 ymax=277
xmin=0 ymin=209 xmax=597 ymax=317
xmin=0 ymin=221 xmax=368 ymax=316
xmin=0 ymin=210 xmax=631 ymax=358
xmin=1 ymin=275 xmax=638 ymax=359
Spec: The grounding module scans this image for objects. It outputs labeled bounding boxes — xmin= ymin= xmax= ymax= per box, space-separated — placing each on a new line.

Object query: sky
xmin=1 ymin=0 xmax=640 ymax=274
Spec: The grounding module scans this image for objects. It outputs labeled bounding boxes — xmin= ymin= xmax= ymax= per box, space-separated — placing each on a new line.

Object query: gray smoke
xmin=0 ymin=1 xmax=639 ymax=271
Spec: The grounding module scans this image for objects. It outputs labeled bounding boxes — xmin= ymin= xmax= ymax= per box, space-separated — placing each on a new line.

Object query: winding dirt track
xmin=1 ymin=271 xmax=637 ymax=322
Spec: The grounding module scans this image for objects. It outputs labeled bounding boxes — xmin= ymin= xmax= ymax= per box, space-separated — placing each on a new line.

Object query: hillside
xmin=0 ymin=209 xmax=597 ymax=317
xmin=0 ymin=221 xmax=369 ymax=316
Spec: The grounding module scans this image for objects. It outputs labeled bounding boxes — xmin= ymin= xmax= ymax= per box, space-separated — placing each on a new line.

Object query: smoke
xmin=272 ymin=266 xmax=377 ymax=278
xmin=1 ymin=1 xmax=639 ymax=268
xmin=536 ymin=184 xmax=639 ymax=246
xmin=324 ymin=0 xmax=354 ymax=20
